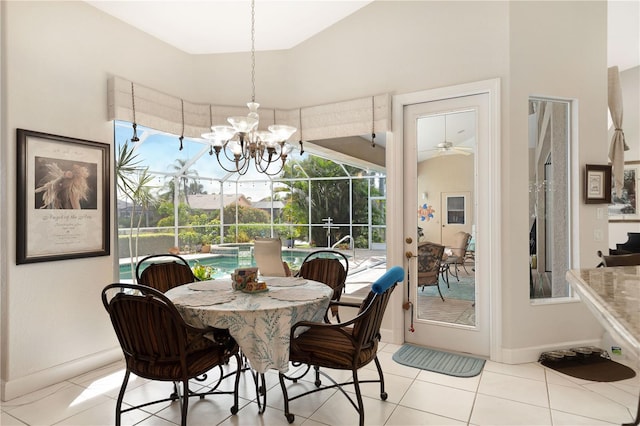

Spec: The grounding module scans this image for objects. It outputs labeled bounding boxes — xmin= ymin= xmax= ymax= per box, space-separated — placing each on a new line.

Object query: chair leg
xmin=450 ymin=263 xmax=460 ymax=281
xmin=314 ymin=365 xmax=321 ymax=387
xmin=352 ymin=369 xmax=365 ymax=426
xmin=436 ymin=282 xmax=445 ymax=302
xmin=278 ymin=372 xmax=295 ymax=424
xmin=373 ymin=356 xmax=388 ymax=401
xmin=180 ymin=379 xmax=189 ymax=426
xmin=440 ymin=265 xmax=450 ymax=288
xmin=115 ymin=369 xmax=131 ymax=426
xmin=230 ymin=353 xmax=241 ymax=415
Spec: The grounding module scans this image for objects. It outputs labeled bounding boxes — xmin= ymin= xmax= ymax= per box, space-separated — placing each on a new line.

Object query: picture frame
xmin=16 ymin=129 xmax=110 ymax=264
xmin=609 ymin=161 xmax=640 ymax=222
xmin=584 ymin=164 xmax=612 ymax=204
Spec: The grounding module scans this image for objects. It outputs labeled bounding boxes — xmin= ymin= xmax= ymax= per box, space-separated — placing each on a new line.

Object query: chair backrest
xmin=450 ymin=232 xmax=472 ymax=257
xmin=416 ymin=242 xmax=445 ymax=286
xmin=600 ymin=252 xmax=640 ymax=267
xmin=136 ymin=254 xmax=196 ymax=292
xmin=254 ymin=237 xmax=288 ymax=276
xmin=101 ymin=283 xmax=191 ymax=371
xmin=298 ymin=250 xmax=349 ymax=300
xmin=353 ymin=266 xmax=404 ymax=347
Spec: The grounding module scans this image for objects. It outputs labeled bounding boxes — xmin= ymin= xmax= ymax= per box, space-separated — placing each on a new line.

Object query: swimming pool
xmin=119 ymin=249 xmax=312 ymax=281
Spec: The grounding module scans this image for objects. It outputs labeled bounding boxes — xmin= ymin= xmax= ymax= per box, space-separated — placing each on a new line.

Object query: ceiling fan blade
xmin=452 ymin=147 xmax=473 ymax=155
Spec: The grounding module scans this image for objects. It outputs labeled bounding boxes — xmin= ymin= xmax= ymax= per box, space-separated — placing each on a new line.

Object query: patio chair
xmin=416 ymin=241 xmax=446 ymax=301
xmin=254 ymin=237 xmax=291 ymax=277
xmin=101 ymin=283 xmax=241 ymax=426
xmin=136 ymin=253 xmax=197 ymax=292
xmin=278 ymin=266 xmax=404 ymax=426
xmin=444 ymin=231 xmax=472 ymax=281
xmin=296 ymin=249 xmax=349 ymax=321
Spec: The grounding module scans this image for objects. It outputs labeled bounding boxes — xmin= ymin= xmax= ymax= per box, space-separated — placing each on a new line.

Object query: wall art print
xmin=16 ymin=129 xmax=110 ymax=264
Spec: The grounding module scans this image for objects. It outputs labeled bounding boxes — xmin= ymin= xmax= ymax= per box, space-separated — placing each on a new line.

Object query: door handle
xmin=405 ymin=251 xmax=414 ymax=259
xmin=405 ymin=237 xmax=413 ymax=244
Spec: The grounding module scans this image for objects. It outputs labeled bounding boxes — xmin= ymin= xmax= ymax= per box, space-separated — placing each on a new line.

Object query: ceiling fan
xmin=425 ymin=114 xmax=474 ymax=156
xmin=433 ymin=140 xmax=473 ymax=156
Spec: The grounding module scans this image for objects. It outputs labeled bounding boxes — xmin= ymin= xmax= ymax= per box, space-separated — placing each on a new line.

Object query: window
xmin=446 ymin=195 xmax=466 ymax=224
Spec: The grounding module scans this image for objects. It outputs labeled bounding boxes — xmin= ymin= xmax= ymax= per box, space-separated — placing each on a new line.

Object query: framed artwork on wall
xmin=609 ymin=161 xmax=640 ymax=222
xmin=16 ymin=129 xmax=110 ymax=264
xmin=584 ymin=164 xmax=612 ymax=204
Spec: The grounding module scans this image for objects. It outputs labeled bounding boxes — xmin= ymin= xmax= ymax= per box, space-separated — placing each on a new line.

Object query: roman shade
xmin=107 ymin=76 xmax=390 ymax=143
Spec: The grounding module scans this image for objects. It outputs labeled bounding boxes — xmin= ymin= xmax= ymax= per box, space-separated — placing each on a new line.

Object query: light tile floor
xmin=2 ymin=343 xmax=639 ymax=425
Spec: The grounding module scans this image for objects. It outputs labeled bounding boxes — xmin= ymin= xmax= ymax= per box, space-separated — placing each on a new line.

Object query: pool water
xmin=119 ymin=250 xmax=311 ymax=281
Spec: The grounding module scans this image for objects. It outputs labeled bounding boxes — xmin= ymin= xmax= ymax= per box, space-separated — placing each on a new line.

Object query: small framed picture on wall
xmin=584 ymin=164 xmax=612 ymax=204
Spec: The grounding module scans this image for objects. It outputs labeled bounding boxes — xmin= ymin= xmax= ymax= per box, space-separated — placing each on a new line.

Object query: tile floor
xmin=2 ymin=343 xmax=639 ymax=425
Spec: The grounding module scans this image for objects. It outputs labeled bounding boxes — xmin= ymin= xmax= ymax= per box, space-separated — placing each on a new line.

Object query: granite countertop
xmin=567 ymin=267 xmax=640 ymax=357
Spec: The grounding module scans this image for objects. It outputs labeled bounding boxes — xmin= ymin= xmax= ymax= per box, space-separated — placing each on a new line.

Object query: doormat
xmin=539 ymin=348 xmax=636 ymax=382
xmin=392 ymin=344 xmax=485 ymax=377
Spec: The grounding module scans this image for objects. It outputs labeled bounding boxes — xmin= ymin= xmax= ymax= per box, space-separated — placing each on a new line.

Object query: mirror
xmin=528 ymin=97 xmax=571 ymax=299
xmin=416 ymin=111 xmax=476 ymax=325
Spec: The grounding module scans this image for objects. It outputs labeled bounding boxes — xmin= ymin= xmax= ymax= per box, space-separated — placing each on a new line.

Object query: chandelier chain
xmin=250 ymin=0 xmax=256 ymax=103
xmin=201 ymin=0 xmax=297 ymax=176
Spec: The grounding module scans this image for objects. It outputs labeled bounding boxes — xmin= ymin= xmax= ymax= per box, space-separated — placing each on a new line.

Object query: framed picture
xmin=584 ymin=164 xmax=612 ymax=204
xmin=609 ymin=161 xmax=640 ymax=222
xmin=16 ymin=129 xmax=110 ymax=264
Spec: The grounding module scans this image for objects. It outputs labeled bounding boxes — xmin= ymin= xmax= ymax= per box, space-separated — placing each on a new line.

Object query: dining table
xmin=566 ymin=267 xmax=640 ymax=426
xmin=165 ymin=276 xmax=333 ymax=413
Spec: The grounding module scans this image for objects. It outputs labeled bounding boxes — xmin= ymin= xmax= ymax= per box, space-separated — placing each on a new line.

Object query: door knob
xmin=405 ymin=251 xmax=414 ymax=259
xmin=405 ymin=237 xmax=413 ymax=244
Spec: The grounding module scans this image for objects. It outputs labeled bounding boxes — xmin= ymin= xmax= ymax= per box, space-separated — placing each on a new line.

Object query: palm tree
xmin=169 ymin=159 xmax=200 ymax=206
xmin=116 ymin=141 xmax=156 ymax=276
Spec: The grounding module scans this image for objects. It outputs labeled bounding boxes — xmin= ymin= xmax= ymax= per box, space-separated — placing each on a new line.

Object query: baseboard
xmin=1 ymin=348 xmax=122 ymax=401
xmin=499 ymin=338 xmax=602 ymax=364
xmin=380 ymin=326 xmax=403 ymax=345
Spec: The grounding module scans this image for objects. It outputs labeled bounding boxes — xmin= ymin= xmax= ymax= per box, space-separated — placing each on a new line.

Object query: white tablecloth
xmin=165 ymin=277 xmax=332 ymax=373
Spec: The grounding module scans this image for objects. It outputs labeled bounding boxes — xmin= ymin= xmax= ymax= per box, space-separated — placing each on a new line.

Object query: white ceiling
xmin=608 ymin=0 xmax=640 ymax=72
xmin=87 ymin=0 xmax=638 ymax=69
xmin=417 ymin=111 xmax=475 ymax=162
xmin=86 ymin=0 xmax=373 ymax=54
xmin=87 ymin=0 xmax=638 ymax=158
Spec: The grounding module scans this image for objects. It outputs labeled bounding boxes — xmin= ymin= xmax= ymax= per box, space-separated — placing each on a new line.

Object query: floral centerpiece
xmin=192 ymin=261 xmax=215 ymax=281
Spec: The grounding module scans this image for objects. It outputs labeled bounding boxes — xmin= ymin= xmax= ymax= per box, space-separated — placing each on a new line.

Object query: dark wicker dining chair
xmin=416 ymin=241 xmax=446 ymax=301
xmin=296 ymin=249 xmax=349 ymax=321
xmin=101 ymin=283 xmax=241 ymax=426
xmin=136 ymin=253 xmax=197 ymax=292
xmin=278 ymin=266 xmax=405 ymax=426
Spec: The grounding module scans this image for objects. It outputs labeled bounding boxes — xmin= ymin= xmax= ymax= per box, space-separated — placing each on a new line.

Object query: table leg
xmin=251 ymin=369 xmax=267 ymax=414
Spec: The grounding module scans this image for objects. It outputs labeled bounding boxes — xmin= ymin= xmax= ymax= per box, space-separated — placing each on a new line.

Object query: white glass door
xmin=403 ymin=94 xmax=490 ymax=357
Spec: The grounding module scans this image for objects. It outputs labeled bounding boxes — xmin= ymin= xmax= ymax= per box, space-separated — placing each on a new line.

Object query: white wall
xmin=0 ymin=0 xmax=203 ymax=400
xmin=504 ymin=1 xmax=608 ymax=359
xmin=418 ymin=155 xmax=475 ymax=245
xmin=0 ymin=0 xmax=611 ymax=399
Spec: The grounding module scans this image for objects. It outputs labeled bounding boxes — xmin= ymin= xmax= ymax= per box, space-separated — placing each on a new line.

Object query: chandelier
xmin=201 ymin=0 xmax=297 ymax=176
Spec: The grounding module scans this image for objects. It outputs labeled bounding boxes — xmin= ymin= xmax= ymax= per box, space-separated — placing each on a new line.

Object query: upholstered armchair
xmin=444 ymin=231 xmax=472 ymax=280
